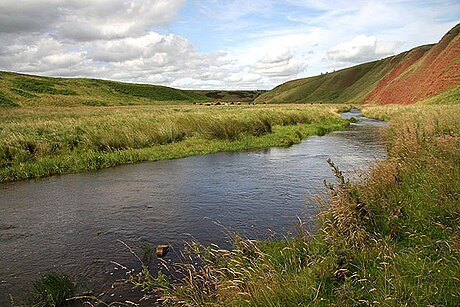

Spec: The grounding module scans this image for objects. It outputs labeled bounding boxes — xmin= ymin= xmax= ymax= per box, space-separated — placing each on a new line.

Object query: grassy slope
xmin=0 ymin=105 xmax=350 ymax=183
xmin=0 ymin=71 xmax=210 ymax=107
xmin=191 ymin=90 xmax=266 ymax=102
xmin=418 ymin=85 xmax=460 ymax=105
xmin=139 ymin=105 xmax=460 ymax=306
xmin=255 ymin=47 xmax=430 ymax=104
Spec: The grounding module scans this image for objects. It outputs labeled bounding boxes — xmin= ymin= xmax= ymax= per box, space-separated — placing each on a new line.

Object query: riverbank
xmin=0 ymin=105 xmax=351 ymax=183
xmin=132 ymin=104 xmax=459 ymax=306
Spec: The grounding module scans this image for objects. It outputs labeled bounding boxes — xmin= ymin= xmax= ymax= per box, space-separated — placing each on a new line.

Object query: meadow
xmin=6 ymin=97 xmax=459 ymax=306
xmin=0 ymin=104 xmax=350 ymax=182
xmin=124 ymin=104 xmax=460 ymax=306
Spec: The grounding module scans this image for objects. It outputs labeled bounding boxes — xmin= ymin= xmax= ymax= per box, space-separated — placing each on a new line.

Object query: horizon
xmin=0 ymin=0 xmax=458 ymax=90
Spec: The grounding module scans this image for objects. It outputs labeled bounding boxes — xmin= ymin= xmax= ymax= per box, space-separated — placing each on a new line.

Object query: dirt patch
xmin=364 ymin=25 xmax=460 ymax=105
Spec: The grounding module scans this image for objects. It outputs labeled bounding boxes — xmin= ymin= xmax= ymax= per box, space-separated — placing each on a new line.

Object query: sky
xmin=0 ymin=1 xmax=458 ymax=90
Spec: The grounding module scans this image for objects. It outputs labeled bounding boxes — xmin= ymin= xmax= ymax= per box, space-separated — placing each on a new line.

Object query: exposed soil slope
xmin=364 ymin=23 xmax=460 ymax=104
xmin=256 ymin=23 xmax=460 ymax=105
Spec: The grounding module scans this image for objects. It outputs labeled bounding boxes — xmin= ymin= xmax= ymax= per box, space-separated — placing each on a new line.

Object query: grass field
xmin=0 ymin=104 xmax=350 ymax=183
xmin=0 ymin=71 xmax=211 ymax=107
xmin=129 ymin=104 xmax=460 ymax=306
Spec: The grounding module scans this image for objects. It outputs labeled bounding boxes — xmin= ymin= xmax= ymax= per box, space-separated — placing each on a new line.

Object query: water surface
xmin=0 ymin=110 xmax=387 ymax=303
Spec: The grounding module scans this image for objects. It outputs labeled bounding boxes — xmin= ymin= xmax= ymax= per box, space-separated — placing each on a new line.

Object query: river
xmin=0 ymin=110 xmax=387 ymax=304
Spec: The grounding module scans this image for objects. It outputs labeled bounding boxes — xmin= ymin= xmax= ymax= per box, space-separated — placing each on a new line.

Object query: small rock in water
xmin=156 ymin=244 xmax=170 ymax=257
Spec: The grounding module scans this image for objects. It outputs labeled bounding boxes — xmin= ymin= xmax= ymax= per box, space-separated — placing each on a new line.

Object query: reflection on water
xmin=0 ymin=110 xmax=387 ymax=303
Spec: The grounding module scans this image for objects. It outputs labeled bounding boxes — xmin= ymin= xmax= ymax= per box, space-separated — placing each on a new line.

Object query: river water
xmin=0 ymin=110 xmax=387 ymax=304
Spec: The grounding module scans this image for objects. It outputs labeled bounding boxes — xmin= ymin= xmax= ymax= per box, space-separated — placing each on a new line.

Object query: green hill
xmin=0 ymin=71 xmax=210 ymax=107
xmin=255 ymin=45 xmax=434 ymax=104
xmin=3 ymin=23 xmax=458 ymax=107
xmin=191 ymin=90 xmax=266 ymax=102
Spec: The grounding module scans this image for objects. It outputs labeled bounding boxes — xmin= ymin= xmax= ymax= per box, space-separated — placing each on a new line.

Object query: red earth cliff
xmin=364 ymin=23 xmax=460 ymax=105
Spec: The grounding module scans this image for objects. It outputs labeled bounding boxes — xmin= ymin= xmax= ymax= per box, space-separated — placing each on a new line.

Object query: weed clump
xmin=0 ymin=92 xmax=19 ymax=107
xmin=29 ymin=272 xmax=76 ymax=307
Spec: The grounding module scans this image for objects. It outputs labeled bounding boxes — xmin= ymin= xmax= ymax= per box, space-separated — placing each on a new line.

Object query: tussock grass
xmin=0 ymin=91 xmax=19 ymax=107
xmin=128 ymin=105 xmax=460 ymax=306
xmin=0 ymin=105 xmax=347 ymax=182
xmin=27 ymin=272 xmax=76 ymax=307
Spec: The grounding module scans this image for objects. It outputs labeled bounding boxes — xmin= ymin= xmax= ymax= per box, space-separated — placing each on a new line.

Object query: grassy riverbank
xmin=131 ymin=104 xmax=459 ymax=306
xmin=0 ymin=105 xmax=350 ymax=183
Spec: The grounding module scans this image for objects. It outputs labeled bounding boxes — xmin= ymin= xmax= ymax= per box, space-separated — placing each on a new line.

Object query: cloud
xmin=327 ymin=35 xmax=401 ymax=63
xmin=0 ymin=0 xmax=185 ymax=40
xmin=0 ymin=0 xmax=224 ymax=87
xmin=41 ymin=52 xmax=85 ymax=68
xmin=253 ymin=49 xmax=307 ymax=77
xmin=0 ymin=31 xmax=219 ymax=82
xmin=0 ymin=19 xmax=307 ymax=90
xmin=224 ymin=72 xmax=261 ymax=83
xmin=87 ymin=33 xmax=165 ymax=63
xmin=0 ymin=0 xmax=62 ymax=33
xmin=0 ymin=0 xmax=458 ymax=90
xmin=57 ymin=0 xmax=186 ymax=41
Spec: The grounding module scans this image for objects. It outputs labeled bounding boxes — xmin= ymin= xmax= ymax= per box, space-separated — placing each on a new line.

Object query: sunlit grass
xmin=418 ymin=85 xmax=460 ymax=105
xmin=0 ymin=104 xmax=349 ymax=182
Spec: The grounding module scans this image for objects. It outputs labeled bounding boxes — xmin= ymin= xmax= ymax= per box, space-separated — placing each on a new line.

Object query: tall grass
xmin=28 ymin=272 xmax=76 ymax=307
xmin=0 ymin=105 xmax=348 ymax=182
xmin=0 ymin=92 xmax=19 ymax=107
xmin=126 ymin=105 xmax=460 ymax=306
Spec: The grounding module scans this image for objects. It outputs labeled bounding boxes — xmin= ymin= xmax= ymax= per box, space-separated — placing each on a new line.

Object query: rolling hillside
xmin=192 ymin=90 xmax=266 ymax=102
xmin=0 ymin=71 xmax=266 ymax=107
xmin=2 ymin=24 xmax=458 ymax=107
xmin=256 ymin=23 xmax=460 ymax=105
xmin=0 ymin=71 xmax=210 ymax=107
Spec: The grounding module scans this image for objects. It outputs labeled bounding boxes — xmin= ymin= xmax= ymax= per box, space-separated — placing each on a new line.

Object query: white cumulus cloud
xmin=0 ymin=0 xmax=186 ymax=40
xmin=327 ymin=35 xmax=401 ymax=63
xmin=253 ymin=49 xmax=307 ymax=77
xmin=0 ymin=0 xmax=457 ymax=89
